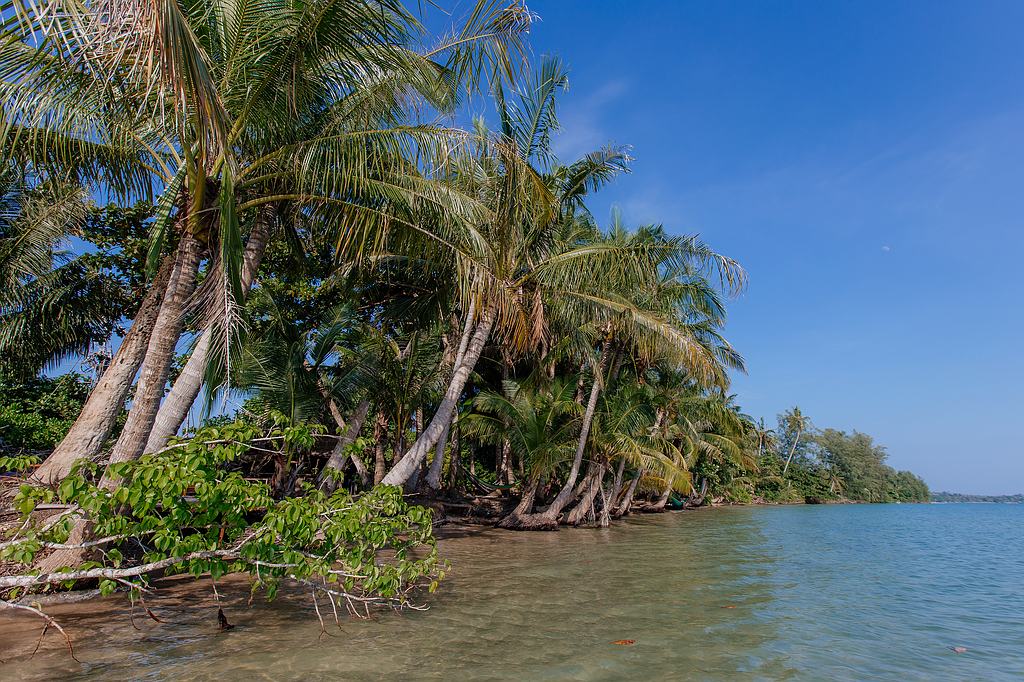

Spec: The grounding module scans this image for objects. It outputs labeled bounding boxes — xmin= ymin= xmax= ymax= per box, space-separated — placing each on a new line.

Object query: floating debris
xmin=951 ymin=646 xmax=968 ymax=654
xmin=610 ymin=639 xmax=636 ymax=646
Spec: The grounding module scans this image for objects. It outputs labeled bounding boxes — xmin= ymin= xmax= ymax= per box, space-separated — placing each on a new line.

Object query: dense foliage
xmin=931 ymin=492 xmax=1022 ymax=503
xmin=2 ymin=421 xmax=440 ymax=610
xmin=0 ymin=373 xmax=93 ymax=452
xmin=0 ymin=0 xmax=931 ymax=648
xmin=746 ymin=420 xmax=930 ymax=504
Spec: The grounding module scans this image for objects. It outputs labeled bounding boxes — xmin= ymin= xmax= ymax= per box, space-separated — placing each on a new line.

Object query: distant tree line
xmin=716 ymin=408 xmax=932 ymax=505
xmin=931 ymin=492 xmax=1023 ymax=503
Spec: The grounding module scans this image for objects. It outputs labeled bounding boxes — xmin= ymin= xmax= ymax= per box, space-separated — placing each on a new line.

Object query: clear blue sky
xmin=521 ymin=1 xmax=1024 ymax=494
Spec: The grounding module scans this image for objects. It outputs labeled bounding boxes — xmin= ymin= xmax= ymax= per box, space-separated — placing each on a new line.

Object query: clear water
xmin=3 ymin=504 xmax=1023 ymax=680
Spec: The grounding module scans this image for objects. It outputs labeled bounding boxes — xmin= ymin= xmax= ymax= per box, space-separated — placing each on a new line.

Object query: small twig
xmin=326 ymin=580 xmax=342 ymax=629
xmin=310 ymin=587 xmax=328 ymax=641
xmin=0 ymin=600 xmax=79 ymax=662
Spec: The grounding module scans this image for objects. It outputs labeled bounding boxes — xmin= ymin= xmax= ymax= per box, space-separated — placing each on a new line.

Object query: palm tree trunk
xmin=613 ymin=472 xmax=641 ymax=518
xmin=566 ymin=463 xmax=604 ymax=526
xmin=101 ymin=232 xmax=203 ymax=485
xmin=596 ymin=480 xmax=612 ymax=528
xmin=447 ymin=414 xmax=462 ymax=489
xmin=425 ymin=306 xmax=476 ymax=492
xmin=496 ymin=475 xmax=542 ymax=529
xmin=144 ymin=214 xmax=271 ymax=453
xmin=782 ymin=427 xmax=802 ymax=477
xmin=503 ymin=340 xmax=611 ymax=528
xmin=321 ymin=399 xmax=371 ymax=489
xmin=381 ymin=306 xmax=494 ymax=486
xmin=32 ymin=253 xmax=176 ymax=483
xmin=372 ymin=413 xmax=389 ymax=486
xmin=649 ymin=482 xmax=672 ymax=512
xmin=538 ymin=341 xmax=609 ymax=520
xmin=607 ymin=459 xmax=626 ymax=512
xmin=38 ymin=235 xmax=200 ymax=571
xmin=498 ymin=439 xmax=514 ymax=486
xmin=424 ymin=412 xmax=454 ymax=492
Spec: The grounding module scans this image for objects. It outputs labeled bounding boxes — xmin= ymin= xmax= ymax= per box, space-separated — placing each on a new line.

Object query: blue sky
xmin=520 ymin=1 xmax=1024 ymax=494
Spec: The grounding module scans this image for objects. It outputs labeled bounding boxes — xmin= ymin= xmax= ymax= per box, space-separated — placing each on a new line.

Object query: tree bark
xmin=607 ymin=459 xmax=626 ymax=513
xmin=424 ymin=412 xmax=454 ymax=492
xmin=447 ymin=413 xmax=462 ymax=489
xmin=782 ymin=427 xmax=803 ymax=476
xmin=32 ymin=253 xmax=176 ymax=483
xmin=143 ymin=214 xmax=271 ymax=453
xmin=425 ymin=305 xmax=476 ymax=492
xmin=647 ymin=482 xmax=672 ymax=512
xmin=101 ymin=232 xmax=203 ymax=486
xmin=613 ymin=471 xmax=641 ymax=518
xmin=498 ymin=438 xmax=514 ymax=487
xmin=496 ymin=475 xmax=544 ymax=529
xmin=321 ymin=399 xmax=370 ymax=489
xmin=596 ymin=479 xmax=612 ymax=528
xmin=566 ymin=463 xmax=603 ymax=526
xmin=372 ymin=412 xmax=389 ymax=486
xmin=516 ymin=337 xmax=610 ymax=522
xmin=381 ymin=306 xmax=494 ymax=486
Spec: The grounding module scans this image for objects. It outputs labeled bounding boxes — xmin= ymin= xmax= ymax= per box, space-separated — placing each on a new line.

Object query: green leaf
xmin=145 ymin=167 xmax=185 ymax=278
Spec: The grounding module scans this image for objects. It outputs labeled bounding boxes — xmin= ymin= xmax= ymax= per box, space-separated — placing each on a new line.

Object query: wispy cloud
xmin=553 ymin=79 xmax=629 ymax=161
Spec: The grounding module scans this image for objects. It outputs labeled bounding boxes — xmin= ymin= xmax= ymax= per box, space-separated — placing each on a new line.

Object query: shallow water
xmin=3 ymin=504 xmax=1023 ymax=680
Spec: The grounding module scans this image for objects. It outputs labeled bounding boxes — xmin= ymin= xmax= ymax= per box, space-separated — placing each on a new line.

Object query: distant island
xmin=931 ymin=491 xmax=1023 ymax=503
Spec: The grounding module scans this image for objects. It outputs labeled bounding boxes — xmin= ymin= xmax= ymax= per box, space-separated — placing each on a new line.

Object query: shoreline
xmin=3 ymin=498 xmax=930 ymax=612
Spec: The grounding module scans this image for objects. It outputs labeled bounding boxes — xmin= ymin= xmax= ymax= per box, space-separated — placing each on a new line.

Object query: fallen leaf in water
xmin=721 ymin=605 xmax=737 ymax=609
xmin=610 ymin=639 xmax=636 ymax=646
xmin=951 ymin=646 xmax=968 ymax=654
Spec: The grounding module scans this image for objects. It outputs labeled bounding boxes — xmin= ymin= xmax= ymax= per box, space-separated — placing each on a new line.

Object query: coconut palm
xmin=381 ymin=54 xmax=748 ymax=493
xmin=751 ymin=417 xmax=778 ymax=458
xmin=781 ymin=406 xmax=810 ymax=476
xmin=8 ymin=0 xmax=532 ymax=483
xmin=462 ymin=379 xmax=581 ymax=528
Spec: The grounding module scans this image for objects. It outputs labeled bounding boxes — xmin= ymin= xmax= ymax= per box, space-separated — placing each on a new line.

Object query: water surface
xmin=3 ymin=504 xmax=1022 ymax=680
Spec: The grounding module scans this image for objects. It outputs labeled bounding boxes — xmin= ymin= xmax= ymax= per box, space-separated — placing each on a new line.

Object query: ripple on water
xmin=2 ymin=504 xmax=1023 ymax=681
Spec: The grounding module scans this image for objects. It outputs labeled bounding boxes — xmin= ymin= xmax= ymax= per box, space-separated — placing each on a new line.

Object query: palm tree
xmin=462 ymin=379 xmax=582 ymax=529
xmin=781 ymin=406 xmax=809 ymax=476
xmin=10 ymin=0 xmax=532 ymax=483
xmin=380 ymin=55 xmax=635 ymax=486
xmin=751 ymin=417 xmax=777 ymax=458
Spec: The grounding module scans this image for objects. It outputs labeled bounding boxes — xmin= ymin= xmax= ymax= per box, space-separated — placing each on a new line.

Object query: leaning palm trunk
xmin=424 ymin=305 xmax=477 ymax=492
xmin=647 ymin=481 xmax=673 ymax=512
xmin=32 ymin=253 xmax=176 ymax=483
xmin=38 ymin=235 xmax=201 ymax=571
xmin=424 ymin=413 xmax=455 ymax=492
xmin=781 ymin=427 xmax=803 ymax=476
xmin=496 ymin=474 xmax=542 ymax=529
xmin=566 ymin=463 xmax=604 ymax=526
xmin=607 ymin=459 xmax=626 ymax=512
xmin=143 ymin=215 xmax=271 ymax=453
xmin=381 ymin=306 xmax=495 ymax=487
xmin=321 ymin=399 xmax=371 ymax=489
xmin=499 ymin=342 xmax=611 ymax=529
xmin=613 ymin=471 xmax=642 ymax=518
xmin=101 ymin=232 xmax=203 ymax=483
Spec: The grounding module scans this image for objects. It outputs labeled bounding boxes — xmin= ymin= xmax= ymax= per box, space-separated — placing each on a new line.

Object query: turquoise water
xmin=3 ymin=504 xmax=1023 ymax=680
